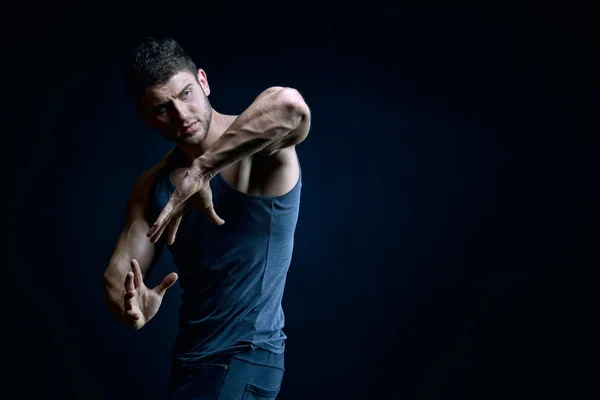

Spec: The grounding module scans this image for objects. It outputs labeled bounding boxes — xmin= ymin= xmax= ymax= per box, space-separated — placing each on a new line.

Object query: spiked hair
xmin=123 ymin=37 xmax=198 ymax=106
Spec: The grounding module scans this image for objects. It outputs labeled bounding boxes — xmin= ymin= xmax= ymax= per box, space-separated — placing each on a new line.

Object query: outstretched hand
xmin=147 ymin=168 xmax=225 ymax=245
xmin=124 ymin=259 xmax=178 ymax=330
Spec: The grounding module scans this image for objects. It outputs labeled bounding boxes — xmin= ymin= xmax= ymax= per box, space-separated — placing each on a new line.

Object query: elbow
xmin=277 ymin=88 xmax=308 ymax=115
xmin=264 ymin=86 xmax=306 ymax=111
xmin=278 ymin=89 xmax=311 ymax=144
xmin=262 ymin=86 xmax=309 ymax=119
xmin=260 ymin=87 xmax=310 ymax=142
xmin=276 ymin=88 xmax=310 ymax=134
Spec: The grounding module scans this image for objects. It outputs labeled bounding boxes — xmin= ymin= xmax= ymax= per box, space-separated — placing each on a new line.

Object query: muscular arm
xmin=102 ymin=168 xmax=165 ymax=325
xmin=191 ymin=87 xmax=311 ymax=179
xmin=146 ymin=88 xmax=311 ymax=242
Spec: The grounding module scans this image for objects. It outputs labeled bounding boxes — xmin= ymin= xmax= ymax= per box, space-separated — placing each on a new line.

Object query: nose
xmin=170 ymin=100 xmax=189 ymax=123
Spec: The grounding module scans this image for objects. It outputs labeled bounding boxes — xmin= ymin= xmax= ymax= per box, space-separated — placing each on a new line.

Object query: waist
xmin=172 ymin=329 xmax=286 ymax=361
xmin=171 ymin=345 xmax=285 ymax=372
xmin=172 ymin=298 xmax=286 ymax=357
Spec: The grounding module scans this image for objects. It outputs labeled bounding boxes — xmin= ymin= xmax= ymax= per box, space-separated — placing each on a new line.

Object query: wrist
xmin=190 ymin=158 xmax=215 ymax=181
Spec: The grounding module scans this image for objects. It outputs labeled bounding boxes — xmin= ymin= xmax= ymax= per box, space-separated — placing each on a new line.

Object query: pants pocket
xmin=242 ymin=382 xmax=281 ymax=400
xmin=168 ymin=357 xmax=230 ymax=399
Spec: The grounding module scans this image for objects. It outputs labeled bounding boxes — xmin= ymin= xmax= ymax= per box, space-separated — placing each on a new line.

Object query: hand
xmin=147 ymin=168 xmax=225 ymax=245
xmin=124 ymin=259 xmax=178 ymax=330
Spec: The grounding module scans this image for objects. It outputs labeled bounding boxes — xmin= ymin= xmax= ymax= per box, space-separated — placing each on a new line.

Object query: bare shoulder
xmin=259 ymin=145 xmax=298 ymax=166
xmin=131 ymin=149 xmax=175 ymax=200
xmin=249 ymin=146 xmax=300 ymax=197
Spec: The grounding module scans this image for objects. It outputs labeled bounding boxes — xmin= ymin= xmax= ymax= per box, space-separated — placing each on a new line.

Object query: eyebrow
xmin=153 ymin=83 xmax=193 ymax=108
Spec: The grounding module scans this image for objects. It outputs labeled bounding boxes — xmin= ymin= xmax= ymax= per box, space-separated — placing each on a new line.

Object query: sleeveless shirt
xmin=148 ymin=146 xmax=302 ymax=360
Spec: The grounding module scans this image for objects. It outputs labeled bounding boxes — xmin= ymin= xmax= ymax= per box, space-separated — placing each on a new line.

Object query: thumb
xmin=155 ymin=272 xmax=178 ymax=297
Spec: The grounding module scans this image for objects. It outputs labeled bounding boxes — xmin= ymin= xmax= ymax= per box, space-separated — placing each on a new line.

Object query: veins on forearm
xmin=192 ymin=90 xmax=304 ymax=177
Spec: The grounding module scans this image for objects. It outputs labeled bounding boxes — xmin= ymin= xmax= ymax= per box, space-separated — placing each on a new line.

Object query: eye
xmin=182 ymin=89 xmax=192 ymax=98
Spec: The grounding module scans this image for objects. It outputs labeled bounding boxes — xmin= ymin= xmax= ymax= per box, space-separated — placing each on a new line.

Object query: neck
xmin=177 ymin=109 xmax=236 ymax=166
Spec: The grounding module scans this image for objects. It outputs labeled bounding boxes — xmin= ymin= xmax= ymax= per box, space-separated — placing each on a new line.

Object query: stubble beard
xmin=170 ymin=100 xmax=213 ymax=146
xmin=186 ymin=104 xmax=212 ymax=146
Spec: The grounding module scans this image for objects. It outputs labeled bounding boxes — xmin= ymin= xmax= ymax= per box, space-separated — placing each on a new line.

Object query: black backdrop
xmin=4 ymin=2 xmax=596 ymax=399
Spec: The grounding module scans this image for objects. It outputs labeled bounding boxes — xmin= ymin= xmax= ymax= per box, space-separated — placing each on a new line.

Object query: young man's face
xmin=139 ymin=69 xmax=212 ymax=145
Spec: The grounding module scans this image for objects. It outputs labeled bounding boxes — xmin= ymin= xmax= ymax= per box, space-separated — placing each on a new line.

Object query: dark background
xmin=4 ymin=1 xmax=596 ymax=399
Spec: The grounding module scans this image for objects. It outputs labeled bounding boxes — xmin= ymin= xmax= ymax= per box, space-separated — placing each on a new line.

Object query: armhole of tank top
xmin=227 ymin=149 xmax=301 ymax=200
xmin=142 ymin=150 xmax=174 ymax=220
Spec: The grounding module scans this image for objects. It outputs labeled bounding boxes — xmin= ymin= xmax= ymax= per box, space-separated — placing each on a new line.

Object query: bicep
xmin=108 ymin=173 xmax=164 ymax=277
xmin=120 ymin=217 xmax=163 ymax=274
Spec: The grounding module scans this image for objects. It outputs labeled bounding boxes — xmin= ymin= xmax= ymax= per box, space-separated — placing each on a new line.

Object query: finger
xmin=124 ymin=291 xmax=135 ymax=311
xmin=126 ymin=309 xmax=143 ymax=330
xmin=132 ymin=316 xmax=145 ymax=330
xmin=168 ymin=216 xmax=183 ymax=245
xmin=148 ymin=201 xmax=174 ymax=238
xmin=155 ymin=272 xmax=179 ymax=296
xmin=204 ymin=205 xmax=225 ymax=226
xmin=151 ymin=217 xmax=171 ymax=244
xmin=126 ymin=309 xmax=142 ymax=321
xmin=131 ymin=259 xmax=143 ymax=288
xmin=124 ymin=271 xmax=134 ymax=293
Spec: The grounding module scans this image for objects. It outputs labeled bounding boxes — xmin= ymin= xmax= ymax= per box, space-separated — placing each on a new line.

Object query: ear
xmin=134 ymin=108 xmax=154 ymax=130
xmin=197 ymin=68 xmax=211 ymax=96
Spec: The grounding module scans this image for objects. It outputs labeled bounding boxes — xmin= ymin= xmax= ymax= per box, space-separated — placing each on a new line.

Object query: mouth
xmin=180 ymin=121 xmax=199 ymax=135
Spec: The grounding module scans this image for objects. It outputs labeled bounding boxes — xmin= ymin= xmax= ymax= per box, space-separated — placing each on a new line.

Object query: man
xmin=102 ymin=37 xmax=311 ymax=399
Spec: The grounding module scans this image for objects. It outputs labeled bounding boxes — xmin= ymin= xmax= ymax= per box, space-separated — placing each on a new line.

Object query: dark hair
xmin=123 ymin=37 xmax=198 ymax=106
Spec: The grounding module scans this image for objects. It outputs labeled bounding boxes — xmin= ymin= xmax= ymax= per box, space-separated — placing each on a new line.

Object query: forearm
xmin=103 ymin=219 xmax=156 ymax=324
xmin=103 ymin=264 xmax=129 ymax=324
xmin=192 ymin=87 xmax=309 ymax=178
